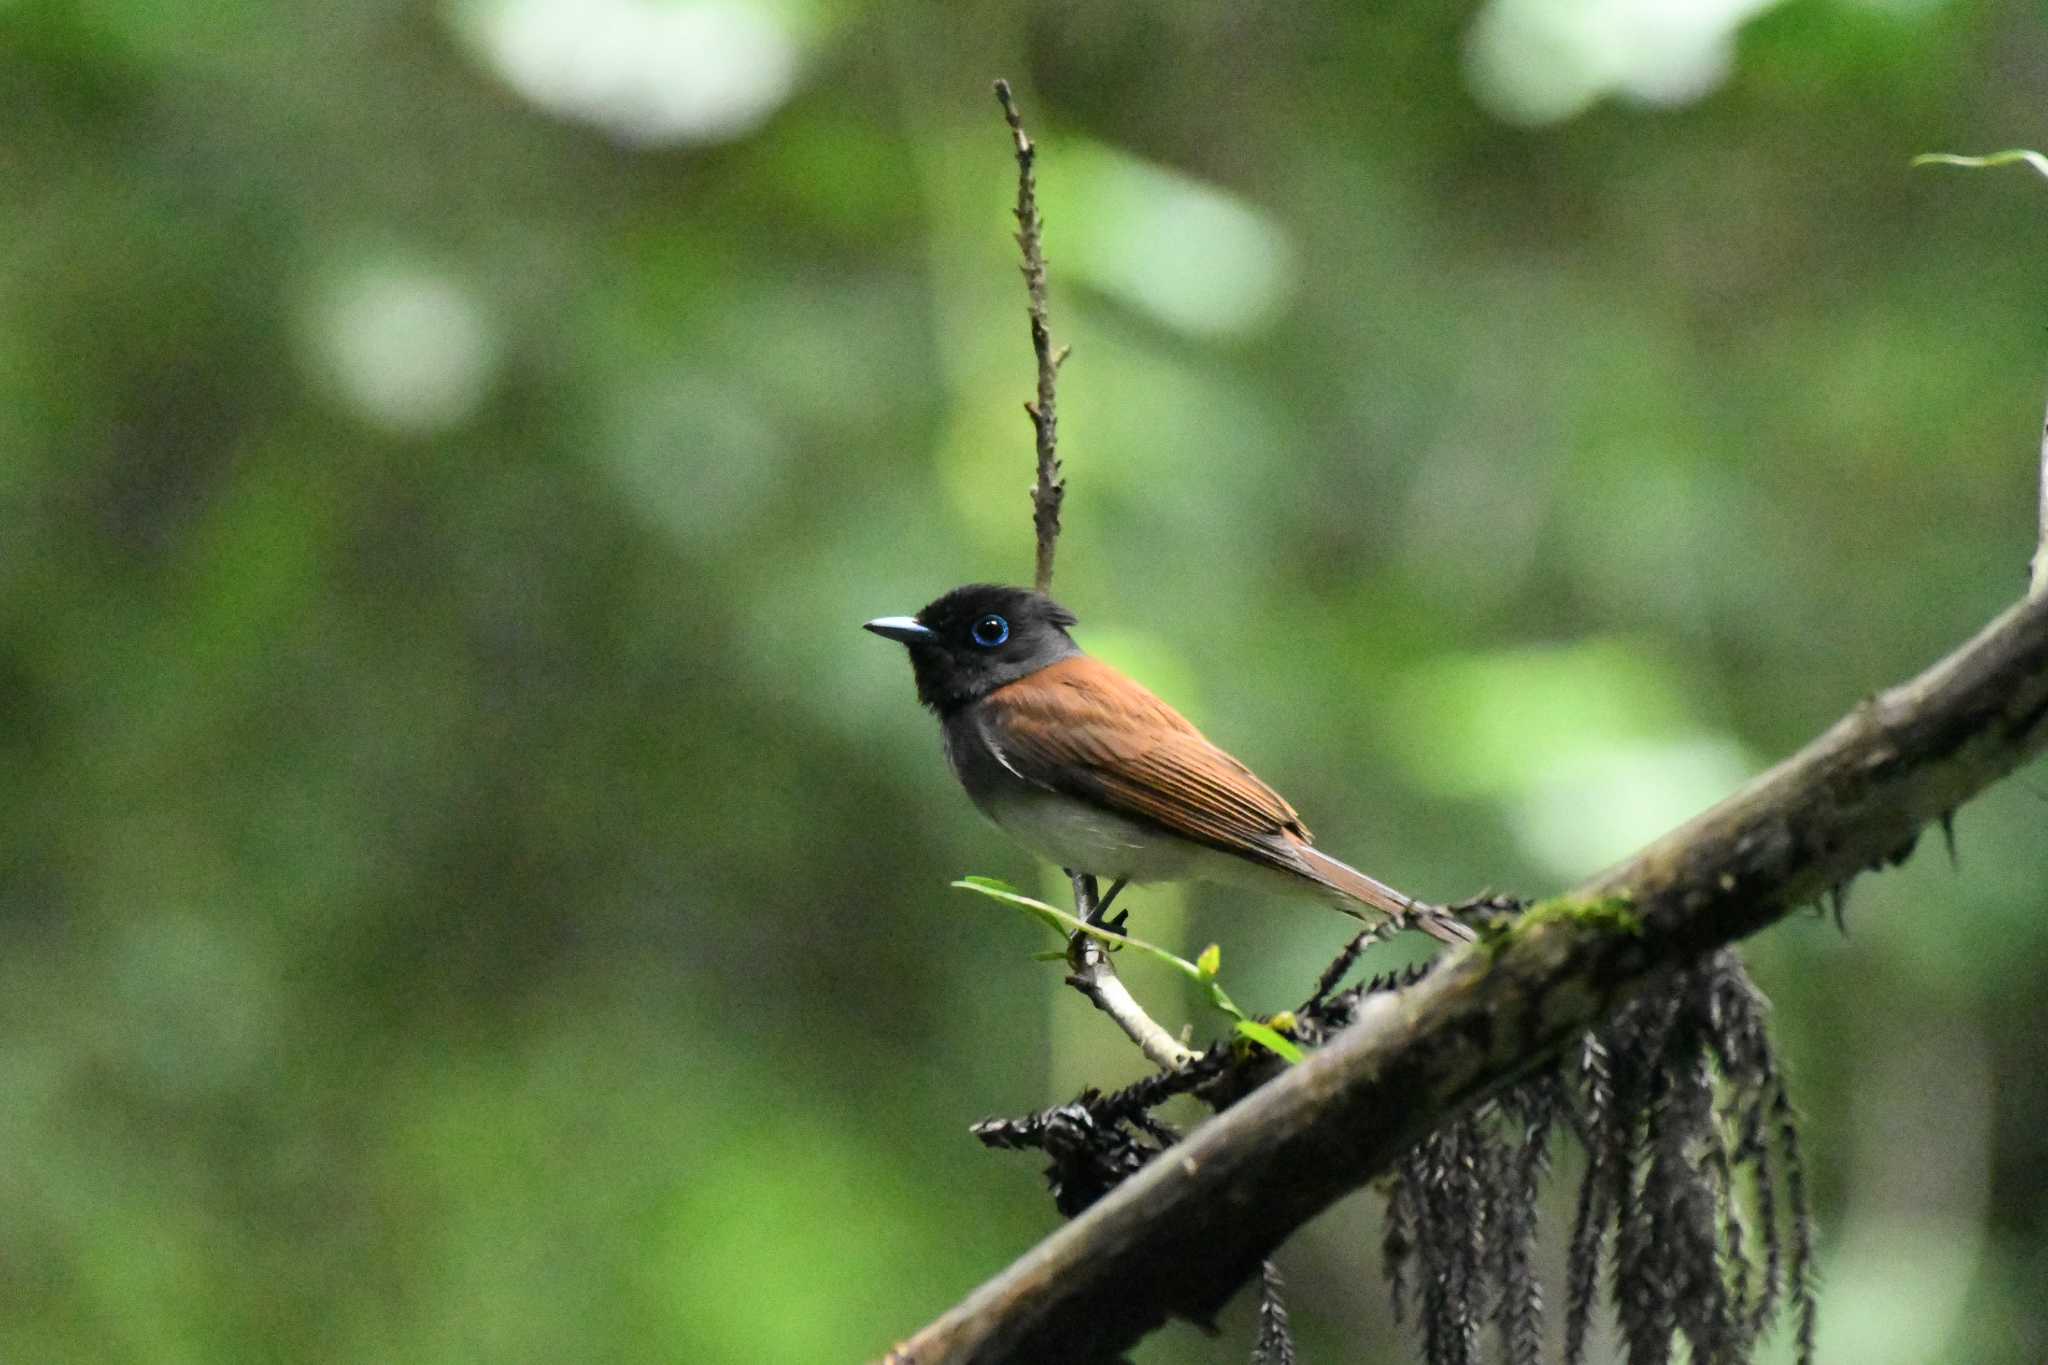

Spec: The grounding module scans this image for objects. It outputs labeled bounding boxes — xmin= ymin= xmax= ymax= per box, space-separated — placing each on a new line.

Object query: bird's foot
xmin=1092 ymin=907 xmax=1130 ymax=937
xmin=1090 ymin=876 xmax=1130 ymax=926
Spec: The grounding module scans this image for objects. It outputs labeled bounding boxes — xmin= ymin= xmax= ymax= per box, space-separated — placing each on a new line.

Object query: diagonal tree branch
xmin=883 ymin=585 xmax=2048 ymax=1365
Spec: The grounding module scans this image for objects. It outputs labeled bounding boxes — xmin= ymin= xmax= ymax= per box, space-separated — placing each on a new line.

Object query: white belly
xmin=941 ymin=715 xmax=1334 ymax=903
xmin=976 ymin=788 xmax=1351 ymax=912
xmin=979 ymin=790 xmax=1207 ymax=884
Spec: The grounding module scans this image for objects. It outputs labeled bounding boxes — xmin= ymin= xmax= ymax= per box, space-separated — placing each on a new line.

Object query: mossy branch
xmin=883 ymin=584 xmax=2048 ymax=1364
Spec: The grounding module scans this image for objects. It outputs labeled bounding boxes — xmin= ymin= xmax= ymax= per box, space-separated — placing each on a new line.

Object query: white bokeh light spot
xmin=456 ymin=0 xmax=800 ymax=147
xmin=306 ymin=260 xmax=499 ymax=436
xmin=1464 ymin=0 xmax=1783 ymax=126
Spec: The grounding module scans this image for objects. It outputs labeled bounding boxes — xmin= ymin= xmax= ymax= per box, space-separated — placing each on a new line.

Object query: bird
xmin=864 ymin=583 xmax=1473 ymax=945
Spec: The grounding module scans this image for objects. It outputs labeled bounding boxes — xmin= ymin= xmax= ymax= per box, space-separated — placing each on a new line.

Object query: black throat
xmin=896 ymin=584 xmax=1082 ymax=715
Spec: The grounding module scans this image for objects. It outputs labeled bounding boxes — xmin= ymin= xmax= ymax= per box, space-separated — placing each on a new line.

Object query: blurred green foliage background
xmin=3 ymin=0 xmax=2046 ymax=1360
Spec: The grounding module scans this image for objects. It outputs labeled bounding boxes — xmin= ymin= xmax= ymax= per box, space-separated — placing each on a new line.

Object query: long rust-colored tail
xmin=1293 ymin=844 xmax=1476 ymax=945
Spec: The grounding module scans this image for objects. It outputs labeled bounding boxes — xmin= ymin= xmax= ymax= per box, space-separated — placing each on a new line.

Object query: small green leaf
xmin=957 ymin=874 xmax=1024 ymax=894
xmin=950 ymin=876 xmax=1071 ymax=935
xmin=952 ymin=877 xmax=1282 ymax=1035
xmin=1234 ymin=1019 xmax=1305 ymax=1064
xmin=1912 ymin=149 xmax=2048 ymax=181
xmin=1029 ymin=950 xmax=1069 ymax=962
xmin=951 ymin=878 xmax=1194 ymax=970
xmin=1203 ymin=982 xmax=1245 ymax=1021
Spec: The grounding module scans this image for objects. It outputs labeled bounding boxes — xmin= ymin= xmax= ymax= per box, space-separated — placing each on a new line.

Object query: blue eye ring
xmin=970 ymin=614 xmax=1009 ymax=648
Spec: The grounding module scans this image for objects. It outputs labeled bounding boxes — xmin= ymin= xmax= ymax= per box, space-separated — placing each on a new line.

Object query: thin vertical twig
xmin=1910 ymin=153 xmax=2048 ymax=596
xmin=993 ymin=79 xmax=1065 ymax=595
xmin=988 ymin=82 xmax=1184 ymax=1072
